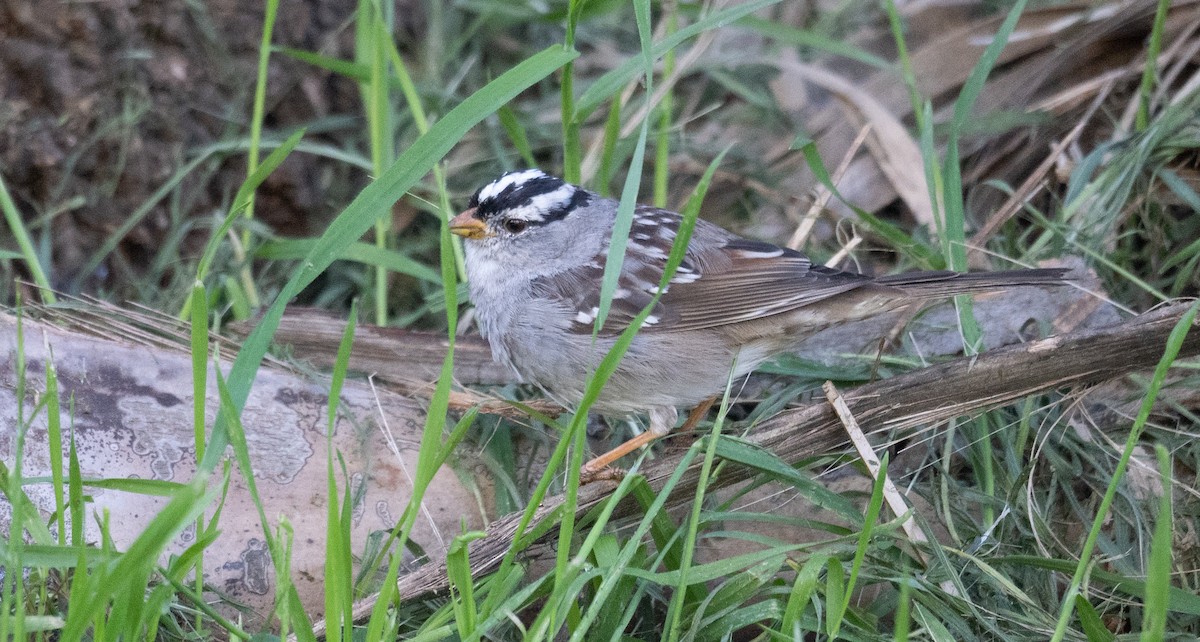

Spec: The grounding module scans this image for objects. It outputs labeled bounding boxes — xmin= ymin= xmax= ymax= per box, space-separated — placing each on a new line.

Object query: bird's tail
xmin=875 ymin=267 xmax=1072 ymax=298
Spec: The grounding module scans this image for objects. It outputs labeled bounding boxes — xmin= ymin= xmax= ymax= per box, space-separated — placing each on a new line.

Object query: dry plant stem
xmin=823 ymin=381 xmax=928 ymax=552
xmin=236 ymin=310 xmax=567 ymax=420
xmin=788 ymin=124 xmax=872 ymax=251
xmin=825 ymin=381 xmax=963 ymax=596
xmin=442 ymin=393 xmax=564 ymax=419
xmin=967 ymin=84 xmax=1106 ymax=265
xmin=234 ymin=309 xmax=568 ymax=418
xmin=824 ymin=234 xmax=863 ymax=268
xmin=319 ymin=304 xmax=1200 ymax=633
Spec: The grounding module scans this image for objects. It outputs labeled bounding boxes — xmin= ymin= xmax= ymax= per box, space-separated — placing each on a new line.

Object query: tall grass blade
xmin=42 ymin=341 xmax=65 ymax=545
xmin=664 ymin=368 xmax=736 ymax=642
xmin=497 ymin=105 xmax=536 ymax=167
xmin=235 ymin=0 xmax=282 ymax=310
xmin=447 ymin=529 xmax=487 ymax=638
xmin=832 ymin=453 xmax=887 ymax=637
xmin=593 ymin=0 xmax=653 ymax=333
xmin=1141 ymin=444 xmax=1174 ymax=640
xmin=0 ymin=176 xmax=55 ymax=302
xmin=561 ymin=0 xmax=585 ymax=183
xmin=60 ymin=478 xmax=214 ymax=639
xmin=188 ymin=278 xmax=210 ymax=632
xmin=323 ymin=302 xmax=358 ymax=642
xmin=1136 ymin=0 xmax=1172 ymax=131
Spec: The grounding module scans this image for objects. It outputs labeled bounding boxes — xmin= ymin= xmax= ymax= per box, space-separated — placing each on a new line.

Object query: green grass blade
xmin=242 ymin=0 xmax=280 ymax=226
xmin=665 ymin=369 xmax=736 ymax=642
xmin=894 ymin=579 xmax=911 ymax=641
xmin=794 ymin=135 xmax=939 ymax=265
xmin=1135 ymin=0 xmax=1172 ymax=131
xmin=42 ymin=342 xmax=65 ymax=545
xmin=189 ymin=280 xmax=210 ymax=465
xmin=324 ymin=302 xmax=358 ymax=642
xmin=188 ymin=273 xmax=212 ymax=633
xmin=592 ymin=0 xmax=653 ymax=333
xmin=713 ymin=437 xmax=860 ymax=522
xmin=943 ymin=0 xmax=1027 ymax=244
xmin=560 ymin=0 xmax=586 ymax=183
xmin=1141 ymin=444 xmax=1174 ymax=641
xmin=562 ymin=451 xmax=701 ymax=642
xmin=780 ymin=554 xmax=827 ymax=637
xmin=447 ymin=529 xmax=488 ymax=638
xmin=597 ymin=100 xmax=623 ymax=196
xmin=60 ymin=478 xmax=214 ymax=639
xmin=941 ymin=0 xmax=1026 ymax=358
xmin=652 ymin=4 xmax=677 ymax=208
xmin=256 ymin=237 xmax=441 ymax=283
xmin=833 ymin=452 xmax=888 ymax=637
xmin=364 ymin=133 xmax=481 ymax=633
xmin=995 ymin=555 xmax=1200 ymax=615
xmin=197 ymin=129 xmax=305 ymax=284
xmin=0 ymin=174 xmax=55 ymax=302
xmin=234 ymin=0 xmax=282 ymax=309
xmin=540 ymin=154 xmax=726 ymax=642
xmin=825 ymin=557 xmax=845 ymax=637
xmin=67 ymin=399 xmax=84 ymax=548
xmin=497 ymin=104 xmax=536 ymax=167
xmin=356 ymin=0 xmax=394 ymax=326
xmin=1074 ymin=595 xmax=1114 ymax=642
xmin=594 ymin=125 xmax=649 ymax=333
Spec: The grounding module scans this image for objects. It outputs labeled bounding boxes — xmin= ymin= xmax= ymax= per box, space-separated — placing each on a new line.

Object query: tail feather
xmin=874 ymin=268 xmax=1072 ymax=298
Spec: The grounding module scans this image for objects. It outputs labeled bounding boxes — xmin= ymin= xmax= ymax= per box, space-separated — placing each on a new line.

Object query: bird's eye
xmin=503 ymin=218 xmax=528 ymax=234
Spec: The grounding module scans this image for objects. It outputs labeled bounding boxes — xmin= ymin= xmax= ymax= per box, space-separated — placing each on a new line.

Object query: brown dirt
xmin=0 ymin=0 xmax=415 ymax=295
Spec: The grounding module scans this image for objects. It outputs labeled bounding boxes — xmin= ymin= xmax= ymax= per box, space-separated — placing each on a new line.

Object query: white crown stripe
xmin=477 ymin=169 xmax=546 ymax=202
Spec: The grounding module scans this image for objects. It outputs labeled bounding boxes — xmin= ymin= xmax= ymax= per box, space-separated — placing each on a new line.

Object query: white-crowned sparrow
xmin=450 ymin=169 xmax=1069 ymax=472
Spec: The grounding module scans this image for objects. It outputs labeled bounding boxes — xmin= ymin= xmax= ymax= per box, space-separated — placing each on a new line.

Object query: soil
xmin=0 ymin=0 xmax=420 ymax=296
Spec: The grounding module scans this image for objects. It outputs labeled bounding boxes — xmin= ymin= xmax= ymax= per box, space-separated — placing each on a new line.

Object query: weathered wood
xmin=0 ymin=311 xmax=490 ymax=628
xmin=232 ymin=307 xmax=514 ymax=386
xmin=233 ymin=308 xmax=566 ymax=420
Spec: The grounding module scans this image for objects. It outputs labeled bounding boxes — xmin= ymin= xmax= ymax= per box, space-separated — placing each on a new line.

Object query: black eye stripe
xmin=476 ymin=176 xmax=564 ymax=217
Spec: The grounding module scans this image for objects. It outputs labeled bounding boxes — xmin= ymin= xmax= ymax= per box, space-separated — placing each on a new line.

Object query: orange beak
xmin=449 ymin=208 xmax=489 ymax=240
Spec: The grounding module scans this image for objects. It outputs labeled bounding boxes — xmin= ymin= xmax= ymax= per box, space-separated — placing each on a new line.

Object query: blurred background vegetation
xmin=5 ymin=0 xmax=1197 ymax=317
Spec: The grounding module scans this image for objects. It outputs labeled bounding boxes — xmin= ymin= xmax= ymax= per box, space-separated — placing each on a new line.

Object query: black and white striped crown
xmin=468 ymin=169 xmax=591 ymax=225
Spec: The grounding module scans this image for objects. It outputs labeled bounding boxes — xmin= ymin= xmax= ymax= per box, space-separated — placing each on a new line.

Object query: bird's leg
xmin=581 ymin=406 xmax=678 ymax=477
xmin=678 ymin=396 xmax=717 ymax=434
